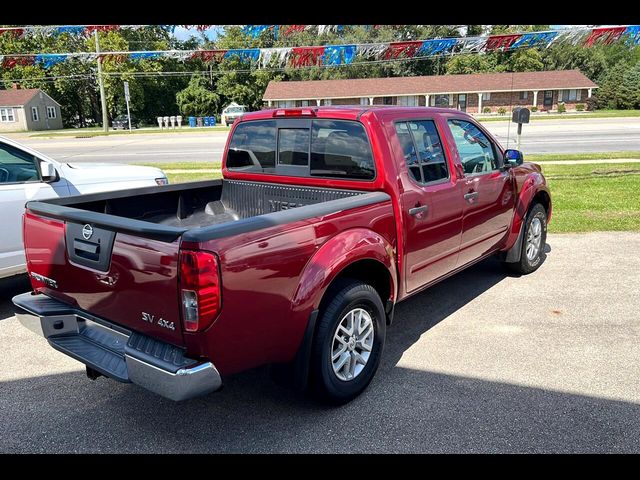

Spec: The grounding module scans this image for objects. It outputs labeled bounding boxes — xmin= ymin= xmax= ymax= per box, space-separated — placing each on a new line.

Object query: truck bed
xmin=26 ymin=179 xmax=387 ymax=243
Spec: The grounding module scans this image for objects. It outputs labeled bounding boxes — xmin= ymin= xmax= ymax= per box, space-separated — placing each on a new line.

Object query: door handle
xmin=408 ymin=205 xmax=429 ymax=216
xmin=464 ymin=191 xmax=479 ymax=202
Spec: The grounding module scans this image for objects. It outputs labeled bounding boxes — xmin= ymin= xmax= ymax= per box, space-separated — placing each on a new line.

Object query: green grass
xmin=139 ymin=161 xmax=640 ymax=234
xmin=528 ymin=151 xmax=640 ymax=162
xmin=542 ymin=163 xmax=640 ymax=233
xmin=29 ymin=126 xmax=230 ymax=138
xmin=478 ymin=109 xmax=640 ymax=122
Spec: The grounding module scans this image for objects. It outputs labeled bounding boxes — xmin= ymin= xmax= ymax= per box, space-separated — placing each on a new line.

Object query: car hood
xmin=61 ymin=162 xmax=165 ymax=184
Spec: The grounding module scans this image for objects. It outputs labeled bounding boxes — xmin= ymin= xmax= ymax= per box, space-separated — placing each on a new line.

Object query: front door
xmin=543 ymin=90 xmax=554 ymax=108
xmin=458 ymin=94 xmax=467 ymax=112
xmin=391 ymin=118 xmax=464 ymax=293
xmin=445 ymin=118 xmax=516 ymax=267
xmin=0 ymin=141 xmax=58 ymax=278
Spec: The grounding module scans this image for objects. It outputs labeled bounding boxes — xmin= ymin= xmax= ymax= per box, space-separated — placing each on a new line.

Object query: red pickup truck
xmin=13 ymin=106 xmax=551 ymax=404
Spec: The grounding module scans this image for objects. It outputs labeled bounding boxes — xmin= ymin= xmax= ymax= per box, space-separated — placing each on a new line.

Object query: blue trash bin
xmin=209 ymin=116 xmax=216 ymax=127
xmin=188 ymin=116 xmax=196 ymax=128
xmin=203 ymin=116 xmax=210 ymax=127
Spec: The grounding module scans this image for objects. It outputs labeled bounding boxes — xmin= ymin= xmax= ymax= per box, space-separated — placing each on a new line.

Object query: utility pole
xmin=94 ymin=30 xmax=109 ymax=133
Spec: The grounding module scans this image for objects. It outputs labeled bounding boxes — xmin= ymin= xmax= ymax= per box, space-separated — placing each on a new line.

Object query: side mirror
xmin=504 ymin=149 xmax=524 ymax=167
xmin=40 ymin=161 xmax=58 ymax=182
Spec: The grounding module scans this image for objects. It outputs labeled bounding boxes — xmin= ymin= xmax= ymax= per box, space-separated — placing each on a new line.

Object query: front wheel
xmin=309 ymin=280 xmax=386 ymax=405
xmin=504 ymin=202 xmax=548 ymax=275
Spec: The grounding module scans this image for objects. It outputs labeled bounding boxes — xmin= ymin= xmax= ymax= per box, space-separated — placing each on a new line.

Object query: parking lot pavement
xmin=0 ymin=232 xmax=639 ymax=453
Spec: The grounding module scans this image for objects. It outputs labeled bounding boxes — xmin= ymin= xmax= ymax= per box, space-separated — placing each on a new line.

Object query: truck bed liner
xmin=26 ymin=179 xmax=389 ymax=243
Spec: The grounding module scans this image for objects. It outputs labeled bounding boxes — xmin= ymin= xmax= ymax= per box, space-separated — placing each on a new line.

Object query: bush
xmin=586 ymin=97 xmax=597 ymax=111
xmin=531 ymin=106 xmax=538 ymax=112
xmin=482 ymin=107 xmax=491 ymax=114
xmin=497 ymin=107 xmax=507 ymax=115
xmin=575 ymin=104 xmax=585 ymax=112
xmin=557 ymin=103 xmax=566 ymax=114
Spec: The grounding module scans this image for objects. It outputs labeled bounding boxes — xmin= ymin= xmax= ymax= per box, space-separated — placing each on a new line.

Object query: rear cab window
xmin=226 ymin=119 xmax=376 ymax=181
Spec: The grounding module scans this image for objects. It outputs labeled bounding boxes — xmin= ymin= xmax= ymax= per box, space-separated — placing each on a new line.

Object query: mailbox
xmin=512 ymin=107 xmax=530 ymax=124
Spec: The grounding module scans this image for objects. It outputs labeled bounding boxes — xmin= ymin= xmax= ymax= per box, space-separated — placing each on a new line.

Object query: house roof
xmin=263 ymin=69 xmax=598 ymax=101
xmin=0 ymin=88 xmax=60 ymax=107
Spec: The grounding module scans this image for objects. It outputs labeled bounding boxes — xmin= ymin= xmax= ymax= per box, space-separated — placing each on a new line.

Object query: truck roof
xmin=242 ymin=106 xmax=473 ymax=122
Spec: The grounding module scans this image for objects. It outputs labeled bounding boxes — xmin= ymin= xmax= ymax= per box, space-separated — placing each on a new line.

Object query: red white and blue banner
xmin=0 ymin=26 xmax=638 ymax=71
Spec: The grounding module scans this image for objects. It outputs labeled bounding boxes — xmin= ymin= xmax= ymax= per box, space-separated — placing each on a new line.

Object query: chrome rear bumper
xmin=13 ymin=292 xmax=222 ymax=402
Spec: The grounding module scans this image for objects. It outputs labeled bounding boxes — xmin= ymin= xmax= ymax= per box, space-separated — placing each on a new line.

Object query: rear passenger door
xmin=446 ymin=118 xmax=515 ymax=267
xmin=392 ymin=119 xmax=464 ymax=293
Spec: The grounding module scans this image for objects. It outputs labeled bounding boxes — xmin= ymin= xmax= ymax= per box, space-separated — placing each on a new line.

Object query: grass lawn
xmin=528 ymin=151 xmax=640 ymax=162
xmin=478 ymin=109 xmax=640 ymax=122
xmin=138 ymin=161 xmax=640 ymax=234
xmin=542 ymin=163 xmax=640 ymax=233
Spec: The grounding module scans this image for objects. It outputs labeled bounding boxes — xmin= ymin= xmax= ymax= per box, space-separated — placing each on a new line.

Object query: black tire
xmin=309 ymin=279 xmax=386 ymax=405
xmin=504 ymin=203 xmax=548 ymax=275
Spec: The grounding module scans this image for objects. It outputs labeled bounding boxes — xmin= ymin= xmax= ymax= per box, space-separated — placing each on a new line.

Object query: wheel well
xmin=318 ymin=259 xmax=392 ymax=315
xmin=533 ymin=190 xmax=551 ymax=215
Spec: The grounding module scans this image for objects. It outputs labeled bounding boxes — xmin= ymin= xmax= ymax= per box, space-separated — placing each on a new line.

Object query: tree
xmin=445 ymin=54 xmax=495 ymax=74
xmin=176 ymin=75 xmax=220 ymax=116
xmin=618 ymin=64 xmax=640 ymax=109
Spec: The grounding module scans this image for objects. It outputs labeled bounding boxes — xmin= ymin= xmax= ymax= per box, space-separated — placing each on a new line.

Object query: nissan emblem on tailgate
xmin=82 ymin=224 xmax=93 ymax=240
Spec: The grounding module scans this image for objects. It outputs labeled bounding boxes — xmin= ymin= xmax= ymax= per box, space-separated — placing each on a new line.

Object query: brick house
xmin=0 ymin=84 xmax=63 ymax=132
xmin=263 ymin=70 xmax=598 ymax=114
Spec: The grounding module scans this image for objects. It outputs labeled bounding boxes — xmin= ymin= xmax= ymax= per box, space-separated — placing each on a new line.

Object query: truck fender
xmin=284 ymin=228 xmax=396 ymax=391
xmin=503 ymin=172 xmax=550 ymax=262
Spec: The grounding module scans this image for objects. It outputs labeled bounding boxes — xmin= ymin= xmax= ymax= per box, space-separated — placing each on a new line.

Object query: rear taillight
xmin=179 ymin=250 xmax=221 ymax=332
xmin=272 ymin=108 xmax=317 ymax=117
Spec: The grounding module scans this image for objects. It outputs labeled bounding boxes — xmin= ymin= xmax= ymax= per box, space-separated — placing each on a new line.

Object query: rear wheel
xmin=309 ymin=280 xmax=386 ymax=404
xmin=504 ymin=203 xmax=547 ymax=275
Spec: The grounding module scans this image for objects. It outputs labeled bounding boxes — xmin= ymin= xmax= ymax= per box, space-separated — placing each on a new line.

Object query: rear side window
xmin=395 ymin=120 xmax=448 ymax=184
xmin=226 ymin=120 xmax=276 ymax=172
xmin=226 ymin=119 xmax=375 ymax=180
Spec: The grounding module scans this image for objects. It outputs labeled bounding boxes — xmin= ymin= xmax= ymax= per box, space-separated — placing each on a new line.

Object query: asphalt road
xmin=6 ymin=117 xmax=640 ymax=165
xmin=1 ymin=232 xmax=639 ymax=453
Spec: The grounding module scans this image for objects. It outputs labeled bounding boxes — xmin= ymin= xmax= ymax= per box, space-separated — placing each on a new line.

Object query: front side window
xmin=0 ymin=108 xmax=15 ymax=122
xmin=447 ymin=119 xmax=500 ymax=175
xmin=395 ymin=120 xmax=448 ymax=184
xmin=0 ymin=142 xmax=40 ymax=184
xmin=226 ymin=119 xmax=375 ymax=180
xmin=31 ymin=107 xmax=39 ymax=122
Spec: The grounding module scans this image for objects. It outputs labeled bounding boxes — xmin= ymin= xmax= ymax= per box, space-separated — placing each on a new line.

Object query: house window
xmin=383 ymin=97 xmax=393 ymax=105
xmin=0 ymin=108 xmax=15 ymax=122
xmin=47 ymin=106 xmax=57 ymax=119
xmin=482 ymin=92 xmax=491 ymax=101
xmin=360 ymin=97 xmax=369 ymax=106
xmin=519 ymin=91 xmax=528 ymax=100
xmin=397 ymin=96 xmax=418 ymax=107
xmin=275 ymin=100 xmax=295 ymax=108
xmin=559 ymin=89 xmax=581 ymax=102
xmin=431 ymin=94 xmax=451 ymax=107
xmin=31 ymin=107 xmax=39 ymax=122
xmin=324 ymin=99 xmax=332 ymax=106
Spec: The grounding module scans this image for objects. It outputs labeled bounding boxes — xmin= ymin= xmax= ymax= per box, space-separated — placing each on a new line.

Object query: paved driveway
xmin=0 ymin=232 xmax=638 ymax=453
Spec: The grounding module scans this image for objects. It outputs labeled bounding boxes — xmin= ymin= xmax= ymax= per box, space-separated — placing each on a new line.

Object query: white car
xmin=0 ymin=136 xmax=168 ymax=280
xmin=220 ymin=103 xmax=246 ymax=127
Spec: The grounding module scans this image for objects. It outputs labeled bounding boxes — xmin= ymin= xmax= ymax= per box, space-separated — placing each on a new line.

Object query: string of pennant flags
xmin=1 ymin=25 xmax=638 ymax=71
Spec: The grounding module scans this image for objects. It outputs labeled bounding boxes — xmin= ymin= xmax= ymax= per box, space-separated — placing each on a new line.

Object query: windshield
xmin=226 ymin=107 xmax=245 ymax=113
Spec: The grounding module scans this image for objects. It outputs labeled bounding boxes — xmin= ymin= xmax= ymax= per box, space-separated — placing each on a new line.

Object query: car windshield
xmin=227 ymin=107 xmax=244 ymax=113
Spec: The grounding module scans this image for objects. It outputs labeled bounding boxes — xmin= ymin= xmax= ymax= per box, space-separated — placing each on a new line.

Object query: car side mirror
xmin=40 ymin=161 xmax=58 ymax=182
xmin=504 ymin=149 xmax=524 ymax=167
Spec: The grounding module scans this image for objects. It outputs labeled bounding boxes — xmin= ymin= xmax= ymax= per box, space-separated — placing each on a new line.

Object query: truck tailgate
xmin=23 ymin=211 xmax=184 ymax=347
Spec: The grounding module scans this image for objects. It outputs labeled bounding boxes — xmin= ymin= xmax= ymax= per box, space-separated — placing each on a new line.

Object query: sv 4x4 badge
xmin=142 ymin=312 xmax=175 ymax=331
